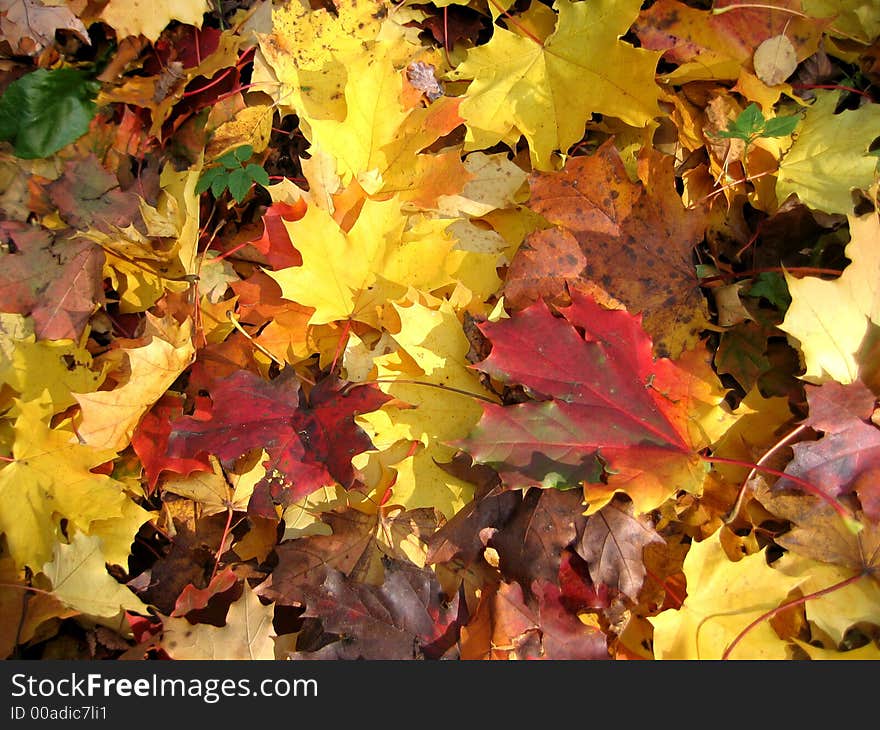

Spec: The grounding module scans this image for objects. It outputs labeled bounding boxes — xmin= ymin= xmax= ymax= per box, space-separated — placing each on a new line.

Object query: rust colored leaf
xmin=505 ymin=140 xmax=710 ymax=357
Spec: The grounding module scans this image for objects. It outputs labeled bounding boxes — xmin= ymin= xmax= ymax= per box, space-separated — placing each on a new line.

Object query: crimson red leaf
xmin=131 ymin=393 xmax=213 ymax=493
xmin=456 ymin=292 xmax=713 ymax=513
xmin=166 ymin=370 xmax=389 ymax=507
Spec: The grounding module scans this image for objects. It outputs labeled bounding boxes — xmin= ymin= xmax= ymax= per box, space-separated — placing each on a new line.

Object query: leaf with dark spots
xmin=166 ymin=370 xmax=390 ymax=509
xmin=577 ymin=497 xmax=665 ymax=601
xmin=0 ymin=221 xmax=103 ymax=341
xmin=46 ymin=155 xmax=144 ymax=233
xmin=504 ymin=140 xmax=711 ymax=358
xmin=289 ymin=560 xmax=462 ymax=660
xmin=488 ymin=487 xmax=586 ymax=590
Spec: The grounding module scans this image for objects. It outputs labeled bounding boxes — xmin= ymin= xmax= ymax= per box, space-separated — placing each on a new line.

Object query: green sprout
xmin=196 ymin=144 xmax=270 ymax=203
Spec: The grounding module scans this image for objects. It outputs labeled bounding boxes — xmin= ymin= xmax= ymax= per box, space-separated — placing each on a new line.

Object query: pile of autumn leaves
xmin=1 ymin=0 xmax=879 ymax=660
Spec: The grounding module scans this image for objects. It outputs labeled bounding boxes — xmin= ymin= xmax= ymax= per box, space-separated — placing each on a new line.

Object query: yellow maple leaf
xmin=253 ymin=0 xmax=412 ymax=132
xmin=0 ymin=314 xmax=105 ymax=416
xmin=780 ymin=210 xmax=879 ymax=384
xmin=306 ymin=46 xmax=468 ymax=206
xmin=448 ymin=0 xmax=662 ymax=169
xmin=775 ymin=552 xmax=880 ymax=647
xmin=776 ymin=90 xmax=880 ymax=216
xmin=99 ymin=0 xmax=210 ymax=43
xmin=160 ymin=582 xmax=276 ymax=659
xmin=355 ymin=300 xmax=496 ymax=517
xmin=73 ymin=315 xmax=195 ymax=452
xmin=0 ymin=395 xmax=133 ymax=569
xmin=269 ymin=197 xmax=463 ymax=327
xmin=650 ymin=530 xmax=805 ymax=659
xmin=39 ymin=532 xmax=148 ymax=618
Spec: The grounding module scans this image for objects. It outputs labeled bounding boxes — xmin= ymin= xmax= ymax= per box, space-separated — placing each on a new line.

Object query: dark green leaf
xmin=735 ymin=103 xmax=765 ymax=136
xmin=218 ymin=150 xmax=240 ymax=169
xmin=0 ymin=68 xmax=98 ymax=159
xmin=246 ymin=163 xmax=270 ymax=188
xmin=747 ymin=271 xmax=791 ymax=311
xmin=762 ymin=115 xmax=800 ymax=138
xmin=233 ymin=144 xmax=253 ymax=163
xmin=195 ymin=167 xmax=223 ymax=194
xmin=227 ymin=167 xmax=251 ymax=202
xmin=210 ymin=174 xmax=229 ymax=198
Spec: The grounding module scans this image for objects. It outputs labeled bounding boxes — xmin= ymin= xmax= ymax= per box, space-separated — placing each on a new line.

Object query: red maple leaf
xmin=456 ymin=292 xmax=726 ymax=514
xmin=165 ymin=370 xmax=389 ymax=511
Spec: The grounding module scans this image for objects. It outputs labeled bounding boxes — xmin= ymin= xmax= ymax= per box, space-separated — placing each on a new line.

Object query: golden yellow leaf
xmin=0 ymin=394 xmax=134 ymax=569
xmin=448 ymin=0 xmax=662 ymax=169
xmin=73 ymin=315 xmax=195 ymax=452
xmin=780 ymin=210 xmax=880 ymax=384
xmin=99 ymin=0 xmax=210 ymax=42
xmin=0 ymin=314 xmax=104 ymax=416
xmin=650 ymin=531 xmax=805 ymax=659
xmin=160 ymin=582 xmax=276 ymax=659
xmin=40 ymin=532 xmax=149 ymax=618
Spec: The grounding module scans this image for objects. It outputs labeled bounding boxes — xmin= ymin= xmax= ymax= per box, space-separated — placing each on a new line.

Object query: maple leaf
xmin=448 ymin=0 xmax=661 ymax=169
xmin=0 ymin=0 xmax=89 ymax=56
xmin=472 ymin=579 xmax=608 ymax=660
xmin=633 ymin=0 xmax=827 ymax=84
xmin=258 ymin=505 xmax=439 ymax=606
xmin=0 ymin=557 xmax=76 ymax=659
xmin=160 ymin=582 xmax=276 ymax=660
xmin=131 ymin=393 xmax=213 ymax=493
xmin=755 ymin=482 xmax=880 ymax=645
xmin=306 ymin=46 xmax=469 ymax=206
xmin=456 ymin=292 xmax=738 ymax=516
xmin=504 ymin=140 xmax=711 ymax=357
xmin=39 ymin=532 xmax=149 ymax=619
xmin=488 ymin=487 xmax=586 ymax=591
xmin=780 ymin=210 xmax=879 ymax=384
xmin=776 ymin=91 xmax=880 ymax=216
xmin=99 ymin=0 xmax=210 ymax=43
xmin=166 ymin=369 xmax=389 ymax=509
xmin=577 ymin=497 xmax=665 ymax=602
xmin=289 ymin=559 xmax=461 ymax=659
xmin=0 ymin=221 xmax=103 ymax=341
xmin=0 ymin=314 xmax=104 ymax=416
xmin=354 ymin=300 xmax=496 ymax=518
xmin=73 ymin=314 xmax=195 ymax=452
xmin=649 ymin=530 xmax=805 ymax=659
xmin=0 ymin=394 xmax=142 ymax=570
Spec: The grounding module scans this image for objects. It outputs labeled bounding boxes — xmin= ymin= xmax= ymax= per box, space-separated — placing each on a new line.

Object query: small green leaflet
xmin=713 ymin=102 xmax=801 ymax=144
xmin=0 ymin=68 xmax=99 ymax=159
xmin=196 ymin=144 xmax=270 ymax=203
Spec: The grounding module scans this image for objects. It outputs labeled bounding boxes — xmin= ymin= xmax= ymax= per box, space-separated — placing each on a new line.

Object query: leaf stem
xmin=485 ymin=0 xmax=543 ymax=45
xmin=721 ymin=569 xmax=867 ymax=659
xmin=345 ymin=378 xmax=499 ymax=404
xmin=698 ymin=266 xmax=844 ymax=287
xmin=701 ymin=453 xmax=857 ymax=526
